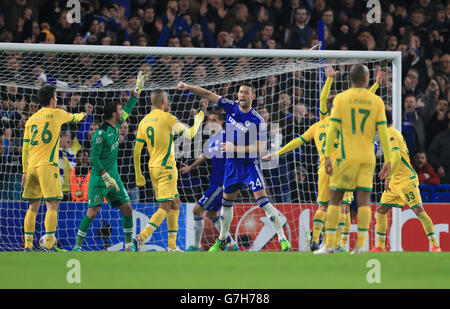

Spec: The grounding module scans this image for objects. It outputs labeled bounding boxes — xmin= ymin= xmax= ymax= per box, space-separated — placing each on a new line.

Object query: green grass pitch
xmin=0 ymin=252 xmax=449 ymax=289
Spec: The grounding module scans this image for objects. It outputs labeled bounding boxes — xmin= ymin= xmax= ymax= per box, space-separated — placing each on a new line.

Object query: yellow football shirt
xmin=388 ymin=126 xmax=418 ymax=183
xmin=23 ymin=108 xmax=84 ymax=169
xmin=327 ymin=88 xmax=386 ymax=163
xmin=300 ymin=117 xmax=339 ymax=168
xmin=136 ymin=109 xmax=185 ymax=168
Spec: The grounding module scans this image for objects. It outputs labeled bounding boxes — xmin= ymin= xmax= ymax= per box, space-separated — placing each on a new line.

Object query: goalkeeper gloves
xmin=135 ymin=70 xmax=149 ymax=94
xmin=101 ymin=172 xmax=120 ymax=192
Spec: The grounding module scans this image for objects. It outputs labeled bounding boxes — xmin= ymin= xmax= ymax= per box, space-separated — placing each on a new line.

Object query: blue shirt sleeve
xmin=217 ymin=97 xmax=236 ymax=114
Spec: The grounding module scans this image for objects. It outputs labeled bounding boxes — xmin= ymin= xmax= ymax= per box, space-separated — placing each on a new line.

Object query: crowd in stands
xmin=0 ymin=0 xmax=449 ymax=203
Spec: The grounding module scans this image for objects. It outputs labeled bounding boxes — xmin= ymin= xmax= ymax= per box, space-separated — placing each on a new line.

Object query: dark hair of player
xmin=38 ymin=85 xmax=56 ymax=107
xmin=349 ymin=64 xmax=369 ymax=84
xmin=103 ymin=100 xmax=120 ymax=121
xmin=150 ymin=89 xmax=167 ymax=107
xmin=385 ymin=108 xmax=393 ymax=125
xmin=240 ymin=83 xmax=255 ymax=94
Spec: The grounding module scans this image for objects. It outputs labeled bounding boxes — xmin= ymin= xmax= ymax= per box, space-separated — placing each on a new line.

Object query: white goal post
xmin=0 ymin=43 xmax=402 ymax=251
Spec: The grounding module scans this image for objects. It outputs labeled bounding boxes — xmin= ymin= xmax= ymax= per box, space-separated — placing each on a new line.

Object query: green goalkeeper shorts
xmin=88 ymin=172 xmax=130 ymax=208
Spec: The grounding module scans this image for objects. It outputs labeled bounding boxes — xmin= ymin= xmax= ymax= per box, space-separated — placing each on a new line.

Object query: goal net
xmin=0 ymin=44 xmax=401 ymax=251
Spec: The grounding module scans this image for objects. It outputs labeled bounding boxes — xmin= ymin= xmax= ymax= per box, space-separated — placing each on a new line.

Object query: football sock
xmin=44 ymin=209 xmax=57 ymax=249
xmin=356 ymin=206 xmax=371 ymax=249
xmin=375 ymin=212 xmax=388 ymax=249
xmin=122 ymin=215 xmax=133 ymax=245
xmin=167 ymin=209 xmax=179 ymax=249
xmin=341 ymin=212 xmax=351 ymax=249
xmin=24 ymin=209 xmax=38 ymax=249
xmin=312 ymin=209 xmax=326 ymax=243
xmin=324 ymin=205 xmax=340 ymax=248
xmin=219 ymin=198 xmax=233 ymax=241
xmin=416 ymin=211 xmax=439 ymax=247
xmin=75 ymin=215 xmax=93 ymax=247
xmin=140 ymin=208 xmax=168 ymax=241
xmin=194 ymin=216 xmax=204 ymax=248
xmin=335 ymin=213 xmax=346 ymax=249
xmin=258 ymin=196 xmax=287 ymax=241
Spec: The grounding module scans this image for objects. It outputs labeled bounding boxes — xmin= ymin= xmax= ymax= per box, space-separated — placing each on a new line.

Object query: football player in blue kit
xmin=181 ymin=110 xmax=239 ymax=251
xmin=178 ymin=81 xmax=291 ymax=252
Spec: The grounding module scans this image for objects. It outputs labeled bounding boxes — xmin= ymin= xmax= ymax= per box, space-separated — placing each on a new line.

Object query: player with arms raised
xmin=315 ymin=64 xmax=391 ymax=254
xmin=133 ymin=89 xmax=204 ymax=252
xmin=178 ymin=81 xmax=292 ymax=252
xmin=22 ymin=85 xmax=87 ymax=251
xmin=73 ymin=71 xmax=148 ymax=252
xmin=370 ymin=109 xmax=442 ymax=252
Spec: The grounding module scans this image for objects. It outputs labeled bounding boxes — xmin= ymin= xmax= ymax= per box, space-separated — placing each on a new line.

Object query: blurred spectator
xmin=53 ymin=9 xmax=79 ymax=44
xmin=427 ymin=119 xmax=450 ymax=184
xmin=402 ymin=93 xmax=425 ymax=156
xmin=424 ymin=81 xmax=449 ymax=148
xmin=162 ymin=0 xmax=191 ymax=39
xmin=284 ymin=6 xmax=314 ymax=49
xmin=70 ymin=149 xmax=91 ymax=202
xmin=413 ymin=151 xmax=440 ymax=186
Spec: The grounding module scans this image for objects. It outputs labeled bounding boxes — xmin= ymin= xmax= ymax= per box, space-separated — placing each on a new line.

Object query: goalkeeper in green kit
xmin=73 ymin=71 xmax=148 ymax=251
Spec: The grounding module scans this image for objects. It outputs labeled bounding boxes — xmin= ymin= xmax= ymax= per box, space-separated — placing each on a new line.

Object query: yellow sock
xmin=324 ymin=205 xmax=341 ymax=248
xmin=416 ymin=211 xmax=439 ymax=247
xmin=335 ymin=213 xmax=346 ymax=249
xmin=356 ymin=206 xmax=371 ymax=249
xmin=312 ymin=209 xmax=327 ymax=242
xmin=140 ymin=208 xmax=168 ymax=241
xmin=24 ymin=209 xmax=38 ymax=249
xmin=44 ymin=209 xmax=58 ymax=249
xmin=341 ymin=212 xmax=351 ymax=248
xmin=376 ymin=212 xmax=388 ymax=249
xmin=167 ymin=209 xmax=180 ymax=249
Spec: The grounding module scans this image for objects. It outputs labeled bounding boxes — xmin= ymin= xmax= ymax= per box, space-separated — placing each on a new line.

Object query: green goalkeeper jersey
xmin=90 ymin=96 xmax=138 ymax=177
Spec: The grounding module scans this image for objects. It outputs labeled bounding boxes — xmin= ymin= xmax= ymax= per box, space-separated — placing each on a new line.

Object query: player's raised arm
xmin=178 ymin=81 xmax=221 ymax=104
xmin=56 ymin=108 xmax=87 ymax=124
xmin=121 ymin=70 xmax=149 ymax=124
xmin=172 ymin=110 xmax=205 ymax=140
xmin=261 ymin=126 xmax=314 ymax=161
xmin=368 ymin=70 xmax=385 ymax=94
xmin=319 ymin=66 xmax=337 ymax=120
